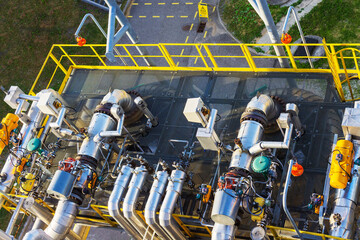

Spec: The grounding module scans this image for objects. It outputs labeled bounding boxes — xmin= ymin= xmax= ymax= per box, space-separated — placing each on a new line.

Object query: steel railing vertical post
xmin=123 ymin=46 xmax=139 ymax=67
xmin=195 ymin=45 xmax=210 ymax=70
xmin=90 ymin=46 xmax=107 ymax=66
xmin=203 ymin=44 xmax=218 ymax=69
xmin=284 ymin=44 xmax=298 ymax=69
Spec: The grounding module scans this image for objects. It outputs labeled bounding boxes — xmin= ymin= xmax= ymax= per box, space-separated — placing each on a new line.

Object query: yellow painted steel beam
xmin=91 ymin=205 xmax=117 ymax=227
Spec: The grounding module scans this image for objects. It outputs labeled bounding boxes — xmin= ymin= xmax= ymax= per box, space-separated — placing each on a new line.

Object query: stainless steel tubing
xmin=329 ymin=141 xmax=360 ymax=239
xmin=0 ymin=229 xmax=14 ymax=240
xmin=108 ymin=165 xmax=142 ymax=240
xmin=6 ymin=198 xmax=25 ymax=234
xmin=249 ymin=124 xmax=294 ymax=155
xmin=211 ymin=189 xmax=240 ymax=225
xmin=0 ymin=102 xmax=44 ymax=207
xmin=211 ymin=223 xmax=236 ymax=240
xmin=99 ymin=114 xmax=125 ymax=138
xmin=283 ymin=160 xmax=304 ymax=240
xmin=43 ymin=200 xmax=78 ymax=240
xmin=144 ymin=170 xmax=171 ymax=240
xmin=32 ymin=218 xmax=46 ymax=230
xmin=159 ymin=170 xmax=187 ymax=240
xmin=123 ymin=165 xmax=153 ymax=238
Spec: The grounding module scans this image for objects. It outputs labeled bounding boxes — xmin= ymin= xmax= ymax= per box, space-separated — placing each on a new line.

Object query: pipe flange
xmin=264 ymin=96 xmax=286 ymax=133
xmin=94 ymin=103 xmax=117 ymax=121
xmin=76 ymin=155 xmax=98 ymax=170
xmin=240 ymin=109 xmax=267 ymax=126
xmin=123 ymin=91 xmax=144 ymax=126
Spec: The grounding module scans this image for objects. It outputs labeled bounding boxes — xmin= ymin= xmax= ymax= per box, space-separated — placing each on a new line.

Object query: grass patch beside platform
xmin=0 ymin=0 xmax=108 ymax=119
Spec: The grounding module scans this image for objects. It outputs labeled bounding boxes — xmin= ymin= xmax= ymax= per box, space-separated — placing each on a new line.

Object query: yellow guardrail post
xmin=203 ymin=44 xmax=218 ymax=69
xmin=58 ymin=46 xmax=77 ymax=66
xmin=90 ymin=46 xmax=107 ymax=66
xmin=241 ymin=45 xmax=257 ymax=72
xmin=172 ymin=214 xmax=193 ymax=237
xmin=123 ymin=46 xmax=139 ymax=67
xmin=159 ymin=44 xmax=176 ymax=69
xmin=195 ymin=45 xmax=210 ymax=70
xmin=49 ymin=53 xmax=68 ymax=74
xmin=284 ymin=44 xmax=297 ymax=69
xmin=339 ymin=51 xmax=354 ymax=100
xmin=91 ymin=205 xmax=117 ymax=227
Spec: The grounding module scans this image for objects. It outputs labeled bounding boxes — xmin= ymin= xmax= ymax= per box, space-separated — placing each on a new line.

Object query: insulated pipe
xmin=23 ymin=197 xmax=80 ymax=240
xmin=249 ymin=123 xmax=294 ymax=155
xmin=211 ymin=223 xmax=237 ymax=240
xmin=159 ymin=170 xmax=187 ymax=240
xmin=0 ymin=229 xmax=14 ymax=240
xmin=24 ymin=229 xmax=52 ymax=240
xmin=144 ymin=170 xmax=171 ymax=240
xmin=32 ymin=218 xmax=46 ymax=230
xmin=108 ymin=165 xmax=142 ymax=240
xmin=123 ymin=165 xmax=154 ymax=238
xmin=43 ymin=200 xmax=78 ymax=240
xmin=329 ymin=142 xmax=360 ymax=239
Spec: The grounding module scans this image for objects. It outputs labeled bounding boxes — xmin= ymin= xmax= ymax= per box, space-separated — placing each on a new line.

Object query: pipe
xmin=134 ymin=96 xmax=158 ymax=127
xmin=123 ymin=165 xmax=154 ymax=238
xmin=144 ymin=170 xmax=171 ymax=240
xmin=99 ymin=113 xmax=125 ymax=138
xmin=32 ymin=218 xmax=46 ymax=230
xmin=23 ymin=197 xmax=80 ymax=240
xmin=282 ymin=6 xmax=314 ymax=68
xmin=159 ymin=170 xmax=187 ymax=240
xmin=283 ymin=159 xmax=304 ymax=240
xmin=24 ymin=229 xmax=52 ymax=240
xmin=108 ymin=165 xmax=142 ymax=240
xmin=0 ymin=101 xmax=44 ymax=207
xmin=211 ymin=223 xmax=236 ymax=240
xmin=43 ymin=200 xmax=78 ymax=240
xmin=0 ymin=229 xmax=14 ymax=240
xmin=49 ymin=107 xmax=66 ymax=129
xmin=249 ymin=123 xmax=294 ymax=155
xmin=6 ymin=198 xmax=25 ymax=234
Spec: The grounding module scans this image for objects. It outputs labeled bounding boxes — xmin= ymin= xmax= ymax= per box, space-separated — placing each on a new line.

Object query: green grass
xmin=221 ymin=0 xmax=290 ymax=43
xmin=288 ymin=0 xmax=360 ymax=43
xmin=0 ymin=0 xmax=109 ymax=119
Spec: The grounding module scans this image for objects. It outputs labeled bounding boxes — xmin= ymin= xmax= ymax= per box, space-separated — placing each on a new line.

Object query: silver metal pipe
xmin=39 ymin=116 xmax=54 ymax=142
xmin=0 ymin=229 xmax=14 ymax=240
xmin=108 ymin=165 xmax=142 ymax=240
xmin=23 ymin=197 xmax=80 ymax=240
xmin=0 ymin=101 xmax=44 ymax=204
xmin=283 ymin=159 xmax=304 ymax=240
xmin=329 ymin=140 xmax=360 ymax=239
xmin=246 ymin=95 xmax=275 ymax=117
xmin=24 ymin=229 xmax=52 ymax=240
xmin=6 ymin=198 xmax=25 ymax=234
xmin=207 ymin=109 xmax=218 ymax=133
xmin=32 ymin=218 xmax=46 ymax=230
xmin=159 ymin=170 xmax=187 ymax=240
xmin=123 ymin=165 xmax=154 ymax=238
xmin=19 ymin=93 xmax=40 ymax=102
xmin=49 ymin=107 xmax=66 ymax=129
xmin=282 ymin=6 xmax=314 ymax=68
xmin=99 ymin=114 xmax=124 ymax=138
xmin=44 ymin=200 xmax=78 ymax=240
xmin=145 ymin=170 xmax=171 ymax=240
xmin=211 ymin=223 xmax=236 ymax=240
xmin=134 ymin=96 xmax=158 ymax=127
xmin=249 ymin=123 xmax=293 ymax=155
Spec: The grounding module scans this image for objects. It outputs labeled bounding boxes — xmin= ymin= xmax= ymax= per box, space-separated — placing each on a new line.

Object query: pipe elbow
xmin=159 ymin=208 xmax=172 ymax=227
xmin=23 ymin=229 xmax=52 ymax=240
xmin=122 ymin=201 xmax=135 ymax=219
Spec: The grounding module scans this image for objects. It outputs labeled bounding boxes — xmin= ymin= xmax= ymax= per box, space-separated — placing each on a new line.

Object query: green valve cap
xmin=27 ymin=138 xmax=41 ymax=152
xmin=251 ymin=156 xmax=271 ymax=173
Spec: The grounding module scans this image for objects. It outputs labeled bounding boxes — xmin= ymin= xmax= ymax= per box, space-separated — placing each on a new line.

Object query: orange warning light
xmin=76 ymin=37 xmax=86 ymax=46
xmin=281 ymin=33 xmax=292 ymax=44
xmin=291 ymin=162 xmax=304 ymax=177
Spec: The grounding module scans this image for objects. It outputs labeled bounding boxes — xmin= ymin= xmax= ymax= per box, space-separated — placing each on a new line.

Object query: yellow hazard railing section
xmin=0 ymin=192 xmax=349 ymax=240
xmin=28 ymin=40 xmax=360 ymax=102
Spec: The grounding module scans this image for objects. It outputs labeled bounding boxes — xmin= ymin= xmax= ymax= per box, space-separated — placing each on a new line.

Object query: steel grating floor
xmin=58 ymin=69 xmax=352 ymax=234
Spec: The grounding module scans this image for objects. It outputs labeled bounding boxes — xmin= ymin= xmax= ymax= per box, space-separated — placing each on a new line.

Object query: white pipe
xmin=123 ymin=165 xmax=154 ymax=239
xmin=108 ymin=165 xmax=142 ymax=240
xmin=211 ymin=223 xmax=236 ymax=240
xmin=249 ymin=123 xmax=293 ymax=155
xmin=159 ymin=170 xmax=187 ymax=240
xmin=144 ymin=170 xmax=171 ymax=240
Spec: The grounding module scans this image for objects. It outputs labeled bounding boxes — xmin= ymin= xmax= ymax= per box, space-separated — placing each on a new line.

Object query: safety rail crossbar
xmin=0 ymin=193 xmax=349 ymax=240
xmin=27 ymin=40 xmax=360 ymax=103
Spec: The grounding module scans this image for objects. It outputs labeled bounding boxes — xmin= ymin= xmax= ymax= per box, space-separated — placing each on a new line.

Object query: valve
xmin=281 ymin=33 xmax=292 ymax=44
xmin=198 ymin=184 xmax=212 ymax=203
xmin=59 ymin=157 xmax=76 ymax=172
xmin=291 ymin=162 xmax=304 ymax=177
xmin=307 ymin=193 xmax=323 ymax=214
xmin=76 ymin=36 xmax=86 ymax=46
